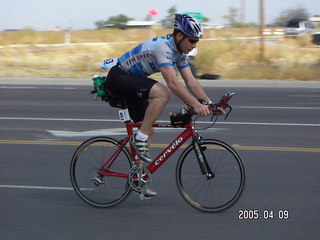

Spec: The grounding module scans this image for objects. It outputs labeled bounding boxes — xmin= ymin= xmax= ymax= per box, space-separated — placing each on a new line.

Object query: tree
xmin=223 ymin=7 xmax=240 ymax=27
xmin=95 ymin=20 xmax=106 ymax=29
xmin=162 ymin=6 xmax=177 ymax=28
xmin=145 ymin=14 xmax=152 ymax=21
xmin=203 ymin=16 xmax=210 ymax=22
xmin=106 ymin=14 xmax=133 ymax=30
xmin=95 ymin=14 xmax=133 ymax=30
xmin=273 ymin=6 xmax=310 ymax=26
xmin=161 ymin=6 xmax=211 ymax=27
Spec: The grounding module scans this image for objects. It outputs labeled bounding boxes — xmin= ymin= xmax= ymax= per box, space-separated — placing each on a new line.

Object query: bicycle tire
xmin=176 ymin=139 xmax=245 ymax=212
xmin=70 ymin=137 xmax=133 ymax=208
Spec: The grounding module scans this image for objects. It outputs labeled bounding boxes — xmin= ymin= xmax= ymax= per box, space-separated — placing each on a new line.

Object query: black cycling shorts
xmin=105 ymin=65 xmax=158 ymax=122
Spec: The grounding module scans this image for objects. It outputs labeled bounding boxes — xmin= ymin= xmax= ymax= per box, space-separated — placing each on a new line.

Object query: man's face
xmin=179 ymin=34 xmax=199 ymax=54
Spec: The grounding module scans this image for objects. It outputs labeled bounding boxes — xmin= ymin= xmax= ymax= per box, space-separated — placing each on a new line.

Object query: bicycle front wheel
xmin=70 ymin=137 xmax=133 ymax=208
xmin=176 ymin=139 xmax=245 ymax=212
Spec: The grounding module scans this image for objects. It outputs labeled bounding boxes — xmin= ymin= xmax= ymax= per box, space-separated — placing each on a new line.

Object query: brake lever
xmin=215 ymin=91 xmax=238 ymax=120
xmin=224 ymin=106 xmax=232 ymax=120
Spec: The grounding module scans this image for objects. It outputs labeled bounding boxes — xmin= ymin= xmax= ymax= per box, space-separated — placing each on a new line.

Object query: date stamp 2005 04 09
xmin=238 ymin=209 xmax=289 ymax=220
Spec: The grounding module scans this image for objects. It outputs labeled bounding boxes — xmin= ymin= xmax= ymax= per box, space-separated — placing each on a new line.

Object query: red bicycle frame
xmin=99 ymin=91 xmax=238 ymax=178
xmin=129 ymin=121 xmax=197 ymax=174
xmin=100 ymin=120 xmax=197 ymax=178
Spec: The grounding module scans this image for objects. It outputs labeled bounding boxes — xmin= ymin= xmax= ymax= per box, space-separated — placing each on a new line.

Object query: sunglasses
xmin=188 ymin=38 xmax=199 ymax=44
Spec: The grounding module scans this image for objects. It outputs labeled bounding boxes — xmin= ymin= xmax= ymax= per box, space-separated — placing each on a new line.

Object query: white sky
xmin=1 ymin=0 xmax=319 ymax=30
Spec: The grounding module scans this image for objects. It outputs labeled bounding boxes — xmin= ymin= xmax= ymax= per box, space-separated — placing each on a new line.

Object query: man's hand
xmin=214 ymin=106 xmax=226 ymax=115
xmin=194 ymin=104 xmax=226 ymax=116
xmin=194 ymin=104 xmax=211 ymax=116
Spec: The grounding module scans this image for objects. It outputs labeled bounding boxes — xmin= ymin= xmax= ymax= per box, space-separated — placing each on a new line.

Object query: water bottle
xmin=92 ymin=74 xmax=107 ymax=97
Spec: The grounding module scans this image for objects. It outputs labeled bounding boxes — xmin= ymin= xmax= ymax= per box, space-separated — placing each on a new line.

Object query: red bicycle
xmin=70 ymin=92 xmax=245 ymax=212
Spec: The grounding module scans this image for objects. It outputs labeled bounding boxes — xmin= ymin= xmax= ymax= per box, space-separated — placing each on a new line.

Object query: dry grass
xmin=0 ymin=29 xmax=64 ymax=45
xmin=1 ymin=45 xmax=118 ymax=77
xmin=195 ymin=33 xmax=320 ymax=80
xmin=0 ymin=28 xmax=319 ymax=80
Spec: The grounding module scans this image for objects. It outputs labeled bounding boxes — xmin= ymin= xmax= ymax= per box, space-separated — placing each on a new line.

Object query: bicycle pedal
xmin=139 ymin=192 xmax=151 ymax=200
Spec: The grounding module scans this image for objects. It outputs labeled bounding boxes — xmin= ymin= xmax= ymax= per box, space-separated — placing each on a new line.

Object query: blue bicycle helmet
xmin=174 ymin=14 xmax=203 ymax=38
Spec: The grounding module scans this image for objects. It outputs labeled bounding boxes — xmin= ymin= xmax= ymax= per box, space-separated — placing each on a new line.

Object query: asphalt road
xmin=0 ymin=81 xmax=319 ymax=240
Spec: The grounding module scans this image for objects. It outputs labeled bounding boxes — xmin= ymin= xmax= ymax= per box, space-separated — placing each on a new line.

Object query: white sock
xmin=135 ymin=130 xmax=148 ymax=141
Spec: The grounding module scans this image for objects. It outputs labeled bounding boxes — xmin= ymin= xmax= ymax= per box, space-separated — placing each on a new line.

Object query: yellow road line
xmin=0 ymin=140 xmax=81 ymax=146
xmin=0 ymin=140 xmax=319 ymax=152
xmin=232 ymin=144 xmax=320 ymax=152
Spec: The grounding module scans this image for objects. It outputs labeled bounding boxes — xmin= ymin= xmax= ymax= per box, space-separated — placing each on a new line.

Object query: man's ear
xmin=175 ymin=31 xmax=184 ymax=41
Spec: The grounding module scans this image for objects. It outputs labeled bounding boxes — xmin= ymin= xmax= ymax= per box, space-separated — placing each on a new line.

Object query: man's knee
xmin=159 ymin=87 xmax=170 ymax=103
xmin=150 ymin=83 xmax=170 ymax=103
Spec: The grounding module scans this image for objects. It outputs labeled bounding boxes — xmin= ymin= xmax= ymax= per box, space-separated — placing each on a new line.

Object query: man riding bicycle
xmin=101 ymin=14 xmax=222 ymax=197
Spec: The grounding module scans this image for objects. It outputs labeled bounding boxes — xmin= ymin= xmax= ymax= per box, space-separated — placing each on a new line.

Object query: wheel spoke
xmin=176 ymin=139 xmax=245 ymax=212
xmin=70 ymin=137 xmax=133 ymax=208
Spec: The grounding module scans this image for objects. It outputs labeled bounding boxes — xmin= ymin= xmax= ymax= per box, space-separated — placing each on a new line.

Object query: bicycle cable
xmin=193 ymin=113 xmax=219 ymax=131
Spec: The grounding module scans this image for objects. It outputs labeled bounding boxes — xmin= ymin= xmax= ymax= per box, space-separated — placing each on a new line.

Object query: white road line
xmin=0 ymin=86 xmax=37 ymax=89
xmin=46 ymin=127 xmax=225 ymax=137
xmin=0 ymin=117 xmax=115 ymax=122
xmin=240 ymin=106 xmax=320 ymax=110
xmin=0 ymin=117 xmax=319 ymax=127
xmin=289 ymin=95 xmax=320 ymax=98
xmin=220 ymin=122 xmax=320 ymax=127
xmin=47 ymin=128 xmax=128 ymax=137
xmin=0 ymin=86 xmax=76 ymax=89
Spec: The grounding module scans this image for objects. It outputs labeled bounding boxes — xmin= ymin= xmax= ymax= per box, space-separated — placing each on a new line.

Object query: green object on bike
xmin=90 ymin=74 xmax=127 ymax=109
xmin=92 ymin=75 xmax=107 ymax=97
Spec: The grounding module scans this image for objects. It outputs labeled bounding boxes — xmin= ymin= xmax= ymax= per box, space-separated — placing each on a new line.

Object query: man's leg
xmin=130 ymin=82 xmax=170 ymax=197
xmin=139 ymin=82 xmax=170 ymax=136
xmin=129 ymin=82 xmax=170 ymax=162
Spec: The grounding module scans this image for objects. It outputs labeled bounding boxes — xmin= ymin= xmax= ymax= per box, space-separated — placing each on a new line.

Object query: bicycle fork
xmin=192 ymin=136 xmax=215 ymax=180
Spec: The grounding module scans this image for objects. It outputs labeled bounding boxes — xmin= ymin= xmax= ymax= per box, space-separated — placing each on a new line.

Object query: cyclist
xmin=101 ymin=14 xmax=221 ymax=197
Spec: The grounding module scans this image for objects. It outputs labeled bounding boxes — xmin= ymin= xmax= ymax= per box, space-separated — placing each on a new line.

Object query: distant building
xmin=103 ymin=21 xmax=159 ymax=29
xmin=103 ymin=20 xmax=224 ymax=30
xmin=202 ymin=22 xmax=225 ymax=29
xmin=309 ymin=16 xmax=320 ymax=27
xmin=47 ymin=28 xmax=63 ymax=32
xmin=126 ymin=21 xmax=157 ymax=28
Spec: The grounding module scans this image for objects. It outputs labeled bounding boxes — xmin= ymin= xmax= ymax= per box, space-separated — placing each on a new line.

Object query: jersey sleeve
xmin=177 ymin=55 xmax=189 ymax=69
xmin=153 ymin=39 xmax=189 ymax=70
xmin=154 ymin=43 xmax=174 ymax=68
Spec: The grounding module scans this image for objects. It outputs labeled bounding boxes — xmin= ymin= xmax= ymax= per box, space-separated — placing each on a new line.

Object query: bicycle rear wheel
xmin=70 ymin=137 xmax=133 ymax=208
xmin=176 ymin=139 xmax=245 ymax=212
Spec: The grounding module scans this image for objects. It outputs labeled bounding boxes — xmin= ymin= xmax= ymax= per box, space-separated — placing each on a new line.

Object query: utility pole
xmin=240 ymin=0 xmax=246 ymax=25
xmin=259 ymin=0 xmax=265 ymax=60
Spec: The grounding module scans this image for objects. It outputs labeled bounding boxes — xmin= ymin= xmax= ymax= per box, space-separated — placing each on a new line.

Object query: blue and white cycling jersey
xmin=117 ymin=34 xmax=189 ymax=77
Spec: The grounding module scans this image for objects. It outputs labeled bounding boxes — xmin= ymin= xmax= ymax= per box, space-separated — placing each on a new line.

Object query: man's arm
xmin=179 ymin=66 xmax=225 ymax=115
xmin=179 ymin=66 xmax=212 ymax=103
xmin=159 ymin=65 xmax=210 ymax=116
